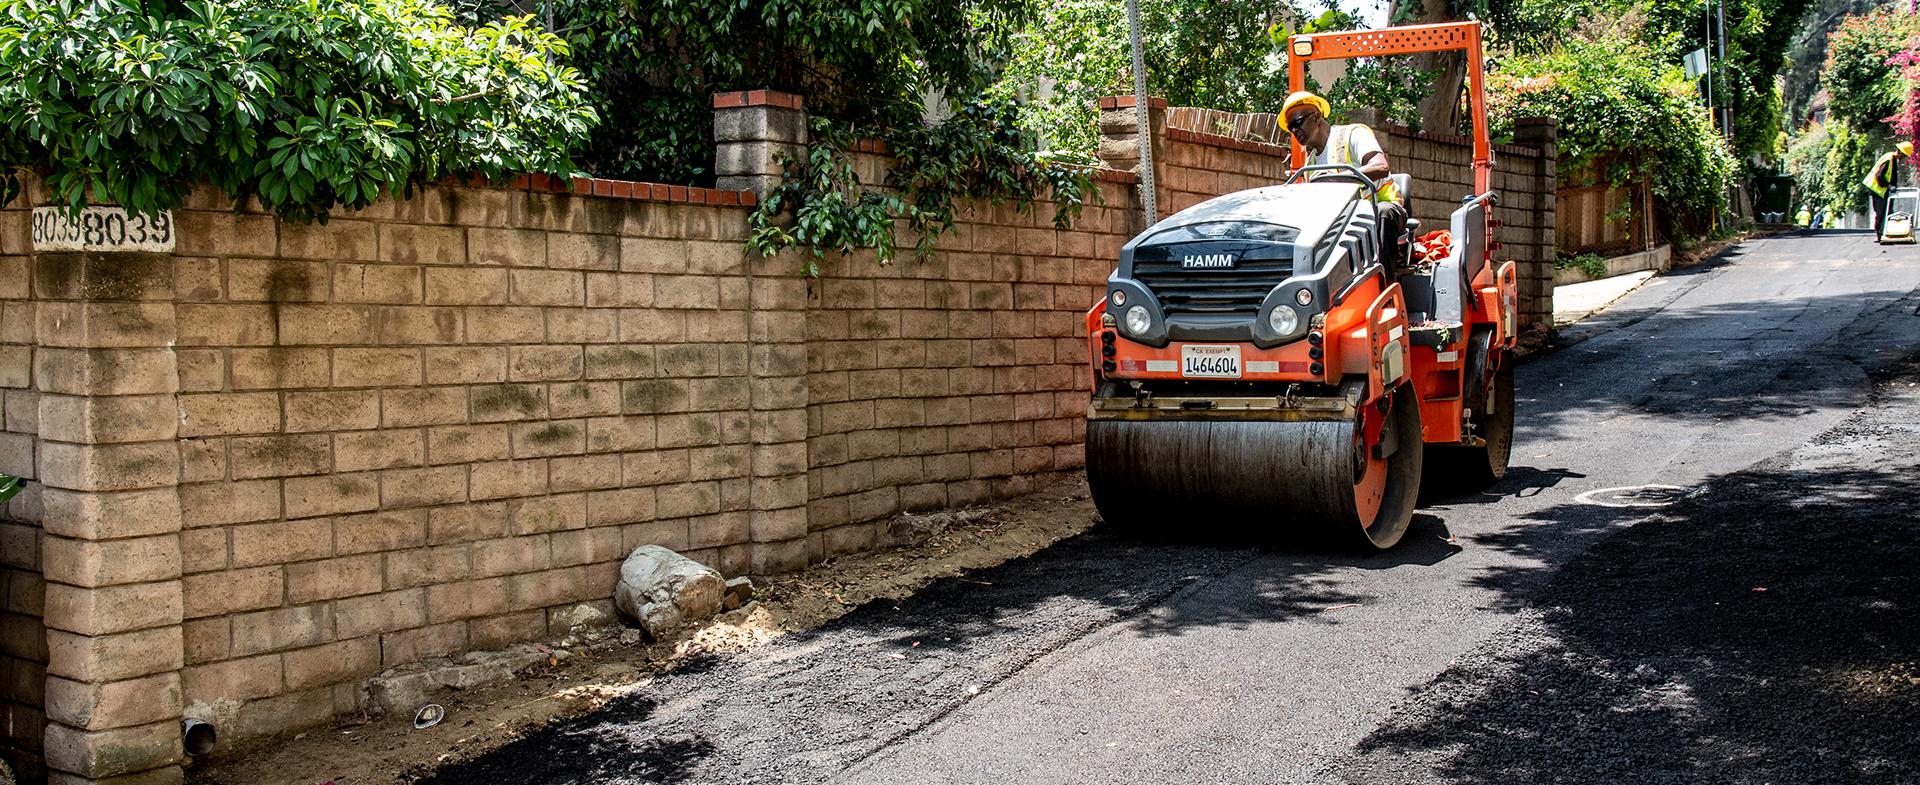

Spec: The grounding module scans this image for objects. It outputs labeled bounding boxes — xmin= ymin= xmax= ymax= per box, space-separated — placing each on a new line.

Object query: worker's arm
xmin=1358 ymin=151 xmax=1391 ymax=182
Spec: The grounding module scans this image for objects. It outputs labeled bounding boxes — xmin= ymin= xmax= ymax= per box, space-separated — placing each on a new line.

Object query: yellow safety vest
xmin=1865 ymin=151 xmax=1900 ymax=196
xmin=1323 ymin=124 xmax=1402 ymax=205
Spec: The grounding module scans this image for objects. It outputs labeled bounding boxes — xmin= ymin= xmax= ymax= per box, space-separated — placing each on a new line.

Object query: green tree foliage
xmin=1820 ymin=6 xmax=1911 ymax=130
xmin=989 ymin=0 xmax=1296 ymax=154
xmin=1784 ymin=119 xmax=1889 ymax=214
xmin=1488 ymin=21 xmax=1734 ymax=235
xmin=472 ymin=0 xmax=1035 ymax=183
xmin=466 ymin=0 xmax=1093 ymax=268
xmin=1485 ymin=0 xmax=1810 ymax=168
xmin=1783 ymin=120 xmax=1832 ymax=208
xmin=1783 ymin=7 xmax=1914 ymax=217
xmin=0 ymin=0 xmax=596 ymax=222
xmin=990 ymin=2 xmax=1439 ymax=153
xmin=1781 ymin=0 xmax=1880 ymax=126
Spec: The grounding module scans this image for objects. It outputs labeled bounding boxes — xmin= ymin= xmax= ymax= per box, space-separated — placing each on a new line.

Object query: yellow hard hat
xmin=1900 ymin=141 xmax=1914 ymax=157
xmin=1280 ymin=91 xmax=1330 ymax=122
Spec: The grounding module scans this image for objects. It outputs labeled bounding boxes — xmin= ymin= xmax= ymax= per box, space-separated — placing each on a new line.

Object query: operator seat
xmin=1380 ymin=172 xmax=1438 ymax=321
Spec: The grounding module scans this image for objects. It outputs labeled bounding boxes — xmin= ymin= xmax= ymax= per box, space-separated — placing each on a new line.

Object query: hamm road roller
xmin=1084 ymin=22 xmax=1518 ymax=549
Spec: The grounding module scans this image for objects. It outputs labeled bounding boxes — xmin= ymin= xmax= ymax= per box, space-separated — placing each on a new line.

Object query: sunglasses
xmin=1286 ymin=112 xmax=1313 ymax=138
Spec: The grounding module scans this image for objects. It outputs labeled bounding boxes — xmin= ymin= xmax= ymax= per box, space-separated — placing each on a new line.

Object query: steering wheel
xmin=1283 ymin=164 xmax=1381 ymax=202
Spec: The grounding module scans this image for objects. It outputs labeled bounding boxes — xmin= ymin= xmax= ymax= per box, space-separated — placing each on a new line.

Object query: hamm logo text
xmin=1180 ymin=253 xmax=1238 ymax=269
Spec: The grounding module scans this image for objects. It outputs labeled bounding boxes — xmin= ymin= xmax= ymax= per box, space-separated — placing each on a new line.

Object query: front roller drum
xmin=1087 ymin=383 xmax=1424 ymax=549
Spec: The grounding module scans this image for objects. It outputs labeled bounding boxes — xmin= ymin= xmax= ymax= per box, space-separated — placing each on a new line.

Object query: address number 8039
xmin=30 ymin=206 xmax=175 ymax=253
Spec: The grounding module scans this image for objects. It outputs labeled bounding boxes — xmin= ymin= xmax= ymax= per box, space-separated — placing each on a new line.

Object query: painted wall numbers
xmin=30 ymin=206 xmax=175 ymax=253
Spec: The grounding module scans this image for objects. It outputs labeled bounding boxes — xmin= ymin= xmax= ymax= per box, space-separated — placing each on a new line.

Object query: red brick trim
xmin=1089 ymin=168 xmax=1142 ymax=184
xmin=1098 ymin=95 xmax=1169 ymax=110
xmin=713 ymin=90 xmax=805 ymax=111
xmin=1375 ymin=122 xmax=1543 ymax=159
xmin=1166 ymin=128 xmax=1292 ymax=158
xmin=494 ymin=173 xmax=759 ymax=207
xmin=850 ymin=138 xmax=890 ymax=154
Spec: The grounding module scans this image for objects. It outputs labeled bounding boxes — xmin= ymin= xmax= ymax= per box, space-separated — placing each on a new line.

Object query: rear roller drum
xmin=1087 ymin=382 xmax=1424 ymax=550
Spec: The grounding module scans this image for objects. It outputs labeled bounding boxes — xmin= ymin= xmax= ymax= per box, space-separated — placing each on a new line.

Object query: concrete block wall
xmin=153 ymin=179 xmax=808 ymax=760
xmin=797 ymin=170 xmax=1138 ymax=558
xmin=0 ymin=190 xmax=47 ymax=782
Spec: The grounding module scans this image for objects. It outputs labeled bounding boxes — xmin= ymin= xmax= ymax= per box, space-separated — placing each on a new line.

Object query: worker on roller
xmin=1863 ymin=140 xmax=1913 ymax=237
xmin=1281 ymin=90 xmax=1408 ymax=269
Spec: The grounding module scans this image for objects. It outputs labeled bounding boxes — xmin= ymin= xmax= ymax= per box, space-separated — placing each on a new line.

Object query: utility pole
xmin=1124 ymin=0 xmax=1157 ymax=226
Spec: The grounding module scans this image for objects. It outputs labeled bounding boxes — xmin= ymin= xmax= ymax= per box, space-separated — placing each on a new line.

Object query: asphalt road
xmin=419 ymin=229 xmax=1920 ymax=785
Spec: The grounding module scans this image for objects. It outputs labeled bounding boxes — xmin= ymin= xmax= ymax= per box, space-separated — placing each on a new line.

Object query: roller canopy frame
xmin=1285 ymin=21 xmax=1492 ymax=196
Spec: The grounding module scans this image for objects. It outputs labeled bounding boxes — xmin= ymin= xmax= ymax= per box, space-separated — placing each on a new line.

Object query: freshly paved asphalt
xmin=420 ymin=230 xmax=1920 ymax=784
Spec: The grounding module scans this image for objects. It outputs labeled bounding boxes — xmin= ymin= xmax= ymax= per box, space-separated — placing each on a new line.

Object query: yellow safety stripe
xmin=1332 ymin=125 xmax=1401 ymax=204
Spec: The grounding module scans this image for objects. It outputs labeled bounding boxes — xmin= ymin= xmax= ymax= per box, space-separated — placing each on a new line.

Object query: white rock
xmin=365 ymin=645 xmax=550 ymax=715
xmin=614 ymin=545 xmax=726 ymax=637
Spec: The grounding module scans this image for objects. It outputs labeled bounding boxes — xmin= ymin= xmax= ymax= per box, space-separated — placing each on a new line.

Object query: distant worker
xmin=1281 ymin=91 xmax=1408 ymax=269
xmin=1863 ymin=140 xmax=1913 ymax=236
xmin=1795 ymin=206 xmax=1812 ymax=228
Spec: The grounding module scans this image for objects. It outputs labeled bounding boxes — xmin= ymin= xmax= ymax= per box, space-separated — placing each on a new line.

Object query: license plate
xmin=1180 ymin=344 xmax=1242 ymax=378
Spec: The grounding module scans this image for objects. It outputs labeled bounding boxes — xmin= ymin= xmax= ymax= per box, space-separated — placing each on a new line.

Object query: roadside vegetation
xmin=1489 ymin=18 xmax=1735 ymax=239
xmin=0 ymin=0 xmax=596 ymax=222
xmin=1 ymin=0 xmax=1831 ymax=260
xmin=1784 ymin=5 xmax=1918 ymax=218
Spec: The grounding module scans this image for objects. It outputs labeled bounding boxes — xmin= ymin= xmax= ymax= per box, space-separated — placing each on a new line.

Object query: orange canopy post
xmin=1284 ymin=21 xmax=1491 ymax=195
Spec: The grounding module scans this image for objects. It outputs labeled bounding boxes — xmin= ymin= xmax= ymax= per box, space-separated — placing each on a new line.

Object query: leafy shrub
xmin=1555 ymin=251 xmax=1608 ymax=278
xmin=746 ymin=100 xmax=1097 ymax=274
xmin=0 ymin=0 xmax=596 ymax=221
xmin=1488 ymin=20 xmax=1734 ymax=236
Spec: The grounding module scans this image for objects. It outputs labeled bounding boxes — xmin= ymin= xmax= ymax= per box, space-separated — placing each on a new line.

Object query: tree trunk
xmin=1396 ymin=0 xmax=1468 ymax=133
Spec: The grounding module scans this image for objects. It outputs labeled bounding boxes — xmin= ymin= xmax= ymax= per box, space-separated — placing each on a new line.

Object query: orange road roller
xmin=1083 ymin=22 xmax=1518 ymax=548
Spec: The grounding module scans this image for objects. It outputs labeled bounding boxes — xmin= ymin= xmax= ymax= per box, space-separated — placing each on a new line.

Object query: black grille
xmin=1133 ymin=258 xmax=1289 ymax=317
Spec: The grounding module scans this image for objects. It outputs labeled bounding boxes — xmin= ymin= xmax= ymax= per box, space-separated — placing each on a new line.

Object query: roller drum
xmin=1087 ymin=419 xmax=1360 ymax=524
xmin=1087 ymin=384 xmax=1424 ymax=548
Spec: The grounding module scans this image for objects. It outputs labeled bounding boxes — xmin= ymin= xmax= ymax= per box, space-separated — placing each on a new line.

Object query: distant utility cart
xmin=1881 ymin=187 xmax=1918 ymax=245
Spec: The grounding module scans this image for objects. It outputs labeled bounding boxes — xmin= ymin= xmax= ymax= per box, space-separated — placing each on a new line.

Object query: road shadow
xmin=1335 ymin=443 xmax=1920 ymax=783
xmin=405 ymin=695 xmax=713 ymax=785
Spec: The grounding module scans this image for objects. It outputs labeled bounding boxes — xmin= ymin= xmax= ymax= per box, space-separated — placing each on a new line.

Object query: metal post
xmin=1704 ymin=8 xmax=1720 ymax=134
xmin=1717 ymin=0 xmax=1730 ymax=141
xmin=1124 ymin=0 xmax=1157 ymax=225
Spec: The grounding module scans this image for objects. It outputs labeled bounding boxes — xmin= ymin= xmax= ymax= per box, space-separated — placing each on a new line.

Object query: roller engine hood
xmin=1108 ymin=182 xmax=1371 ymax=348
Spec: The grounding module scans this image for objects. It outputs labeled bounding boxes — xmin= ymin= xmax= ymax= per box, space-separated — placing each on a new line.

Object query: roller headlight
xmin=1123 ymin=305 xmax=1152 ymax=335
xmin=1267 ymin=306 xmax=1299 ymax=335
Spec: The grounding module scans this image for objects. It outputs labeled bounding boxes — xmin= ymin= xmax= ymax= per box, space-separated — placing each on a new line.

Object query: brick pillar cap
xmin=1098 ymin=95 xmax=1168 ymax=110
xmin=714 ymin=90 xmax=805 ymax=111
